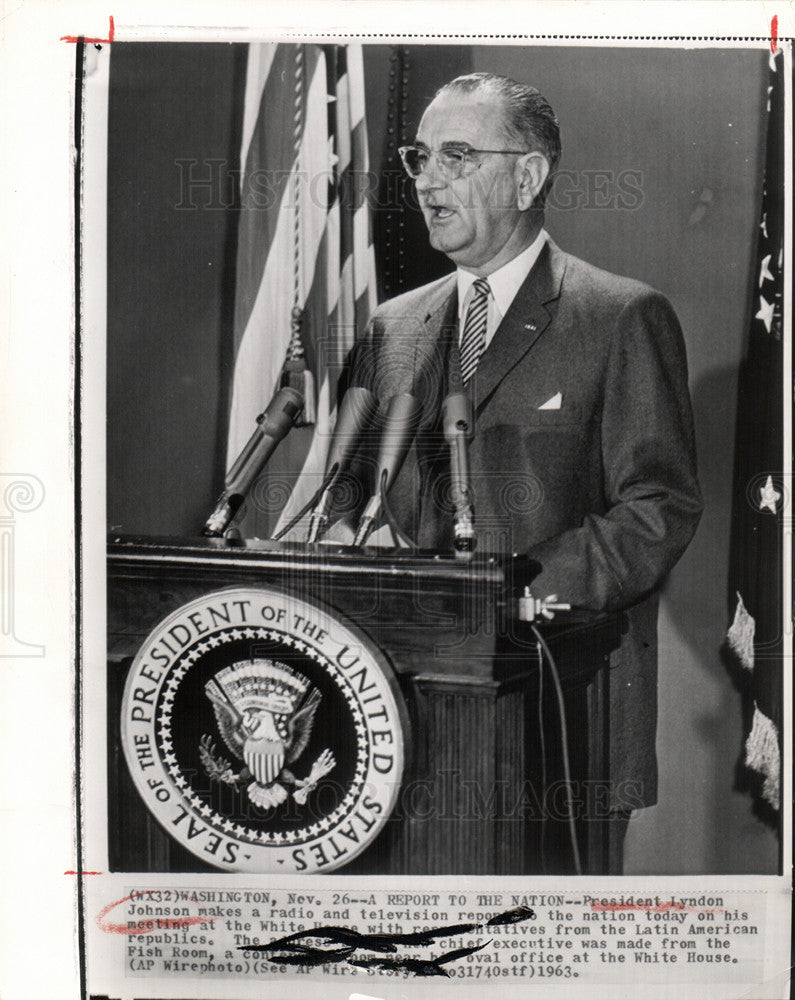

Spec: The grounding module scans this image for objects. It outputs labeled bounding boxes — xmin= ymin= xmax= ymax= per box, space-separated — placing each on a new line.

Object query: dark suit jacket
xmin=348 ymin=237 xmax=703 ymax=808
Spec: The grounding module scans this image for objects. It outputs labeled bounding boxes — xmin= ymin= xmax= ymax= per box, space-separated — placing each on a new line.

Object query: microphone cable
xmin=270 ymin=467 xmax=337 ymax=542
xmin=378 ymin=468 xmax=418 ymax=551
xmin=531 ymin=623 xmax=582 ymax=876
xmin=536 ymin=632 xmax=548 ymax=875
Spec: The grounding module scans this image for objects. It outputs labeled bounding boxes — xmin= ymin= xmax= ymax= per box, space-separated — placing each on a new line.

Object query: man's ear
xmin=516 ymin=152 xmax=550 ymax=210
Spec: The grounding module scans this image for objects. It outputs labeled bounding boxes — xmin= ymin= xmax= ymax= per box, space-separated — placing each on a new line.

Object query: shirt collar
xmin=457 ymin=228 xmax=548 ymax=319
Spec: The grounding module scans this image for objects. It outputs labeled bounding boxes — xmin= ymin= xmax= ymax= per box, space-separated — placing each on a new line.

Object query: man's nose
xmin=414 ymin=155 xmax=446 ymax=193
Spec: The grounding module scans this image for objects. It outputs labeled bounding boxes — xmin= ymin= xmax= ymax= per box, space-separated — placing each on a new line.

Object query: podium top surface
xmin=107 ymin=534 xmax=513 ymax=584
xmin=107 ymin=535 xmax=618 ymax=637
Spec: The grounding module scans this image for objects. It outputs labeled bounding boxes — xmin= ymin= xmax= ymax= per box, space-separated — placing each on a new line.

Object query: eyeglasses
xmin=398 ymin=144 xmax=528 ymax=180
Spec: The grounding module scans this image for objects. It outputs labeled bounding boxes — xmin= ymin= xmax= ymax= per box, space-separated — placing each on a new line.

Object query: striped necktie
xmin=459 ymin=277 xmax=490 ymax=386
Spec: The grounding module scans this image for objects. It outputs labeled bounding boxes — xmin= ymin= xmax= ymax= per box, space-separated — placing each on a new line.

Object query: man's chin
xmin=427 ymin=226 xmax=465 ymax=258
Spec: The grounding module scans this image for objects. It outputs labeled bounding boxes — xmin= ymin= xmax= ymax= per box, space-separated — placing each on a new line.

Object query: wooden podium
xmin=107 ymin=537 xmax=622 ymax=875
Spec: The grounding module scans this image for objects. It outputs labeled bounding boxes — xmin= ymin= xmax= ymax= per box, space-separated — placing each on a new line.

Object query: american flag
xmin=727 ymin=48 xmax=786 ymax=813
xmin=226 ymin=43 xmax=377 ymax=538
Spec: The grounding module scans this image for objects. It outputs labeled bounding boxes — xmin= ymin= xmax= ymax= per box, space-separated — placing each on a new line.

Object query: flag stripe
xmin=227 ymin=49 xmax=329 ymax=465
xmin=233 ymin=45 xmax=322 ymax=352
xmin=272 ymin=44 xmax=377 ymax=535
xmin=239 ymin=44 xmax=277 ymax=176
xmin=355 ymin=286 xmax=375 ymax=344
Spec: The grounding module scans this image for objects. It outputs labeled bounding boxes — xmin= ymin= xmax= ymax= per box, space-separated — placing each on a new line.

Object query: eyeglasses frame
xmin=398 ymin=144 xmax=530 ymax=180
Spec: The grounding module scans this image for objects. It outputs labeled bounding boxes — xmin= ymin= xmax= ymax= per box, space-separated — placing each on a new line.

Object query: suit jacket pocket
xmin=521 ymin=401 xmax=582 ymax=428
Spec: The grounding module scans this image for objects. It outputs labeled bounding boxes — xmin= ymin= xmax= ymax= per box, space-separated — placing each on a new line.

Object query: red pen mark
xmin=64 ymin=870 xmax=103 ymax=875
xmin=61 ymin=15 xmax=115 ymax=44
xmin=770 ymin=15 xmax=778 ymax=54
xmin=96 ymin=891 xmax=216 ymax=936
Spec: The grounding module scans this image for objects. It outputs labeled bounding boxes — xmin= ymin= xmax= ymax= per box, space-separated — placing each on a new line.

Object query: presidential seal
xmin=120 ymin=587 xmax=406 ymax=873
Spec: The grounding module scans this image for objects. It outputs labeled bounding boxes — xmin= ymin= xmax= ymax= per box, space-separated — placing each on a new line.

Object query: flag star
xmin=756 ymin=294 xmax=775 ymax=332
xmin=758 ymin=254 xmax=774 ymax=286
xmin=760 ymin=213 xmax=768 ymax=238
xmin=759 ymin=475 xmax=781 ymax=514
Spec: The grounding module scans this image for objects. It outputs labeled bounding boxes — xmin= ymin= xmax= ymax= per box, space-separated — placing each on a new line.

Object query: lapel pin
xmin=525 ymin=322 xmax=537 ymax=331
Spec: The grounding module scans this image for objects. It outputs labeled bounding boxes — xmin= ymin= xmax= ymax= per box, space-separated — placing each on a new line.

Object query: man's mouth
xmin=427 ymin=205 xmax=455 ymax=221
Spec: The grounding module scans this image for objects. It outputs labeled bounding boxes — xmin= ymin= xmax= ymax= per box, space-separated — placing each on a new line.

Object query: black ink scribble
xmin=349 ymin=942 xmax=489 ymax=977
xmin=268 ymin=944 xmax=356 ymax=967
xmin=239 ymin=904 xmax=535 ymax=977
xmin=486 ymin=905 xmax=537 ymax=927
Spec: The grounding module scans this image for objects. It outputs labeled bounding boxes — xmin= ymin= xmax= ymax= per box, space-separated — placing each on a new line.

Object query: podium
xmin=107 ymin=537 xmax=622 ymax=875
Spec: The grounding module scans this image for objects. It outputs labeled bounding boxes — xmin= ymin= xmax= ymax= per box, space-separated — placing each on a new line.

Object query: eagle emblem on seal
xmin=199 ymin=659 xmax=336 ymax=810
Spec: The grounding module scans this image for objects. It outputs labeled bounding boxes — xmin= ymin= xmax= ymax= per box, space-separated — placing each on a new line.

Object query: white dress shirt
xmin=457 ymin=229 xmax=547 ymax=349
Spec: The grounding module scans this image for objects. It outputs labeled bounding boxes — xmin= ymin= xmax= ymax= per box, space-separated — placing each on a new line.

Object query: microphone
xmin=442 ymin=391 xmax=476 ymax=555
xmin=353 ymin=392 xmax=421 ymax=547
xmin=306 ymin=385 xmax=378 ymax=543
xmin=202 ymin=385 xmax=304 ymax=537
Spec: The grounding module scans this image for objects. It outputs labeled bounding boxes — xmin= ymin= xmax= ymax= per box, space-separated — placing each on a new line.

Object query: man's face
xmin=414 ymin=91 xmax=527 ymax=272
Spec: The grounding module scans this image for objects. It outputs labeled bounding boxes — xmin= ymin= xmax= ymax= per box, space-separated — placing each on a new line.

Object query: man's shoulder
xmin=370 ymin=272 xmax=456 ymax=320
xmin=555 ymin=243 xmax=670 ymax=311
xmin=560 ymin=247 xmax=653 ymax=296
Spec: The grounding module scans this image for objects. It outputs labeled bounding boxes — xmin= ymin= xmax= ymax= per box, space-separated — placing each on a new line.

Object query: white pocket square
xmin=538 ymin=392 xmax=562 ymax=410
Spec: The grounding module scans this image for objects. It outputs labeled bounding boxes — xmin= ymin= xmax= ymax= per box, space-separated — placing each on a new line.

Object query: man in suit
xmin=348 ymin=72 xmax=703 ymax=866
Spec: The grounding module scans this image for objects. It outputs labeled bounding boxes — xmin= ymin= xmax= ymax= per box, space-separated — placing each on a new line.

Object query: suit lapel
xmin=417 ymin=273 xmax=458 ymax=402
xmin=421 ymin=274 xmax=458 ymax=340
xmin=469 ymin=239 xmax=567 ymax=412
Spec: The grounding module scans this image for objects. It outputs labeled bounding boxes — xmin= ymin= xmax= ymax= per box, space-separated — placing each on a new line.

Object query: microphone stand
xmin=352 ymin=393 xmax=420 ymax=548
xmin=201 ymin=386 xmax=304 ymax=538
xmin=305 ymin=386 xmax=378 ymax=544
xmin=442 ymin=392 xmax=477 ymax=557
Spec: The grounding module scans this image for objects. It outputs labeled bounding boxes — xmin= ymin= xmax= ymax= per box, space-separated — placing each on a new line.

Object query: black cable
xmin=379 ymin=468 xmax=418 ymax=550
xmin=270 ymin=468 xmax=336 ymax=542
xmin=531 ymin=624 xmax=583 ymax=876
xmin=536 ymin=635 xmax=548 ymax=875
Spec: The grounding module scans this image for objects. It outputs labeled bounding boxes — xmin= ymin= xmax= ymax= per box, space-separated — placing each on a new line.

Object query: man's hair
xmin=435 ymin=72 xmax=561 ymax=206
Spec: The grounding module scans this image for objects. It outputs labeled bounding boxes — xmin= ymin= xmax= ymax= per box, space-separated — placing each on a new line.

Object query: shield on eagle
xmin=200 ymin=659 xmax=332 ymax=810
xmin=244 ymin=736 xmax=285 ymax=786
